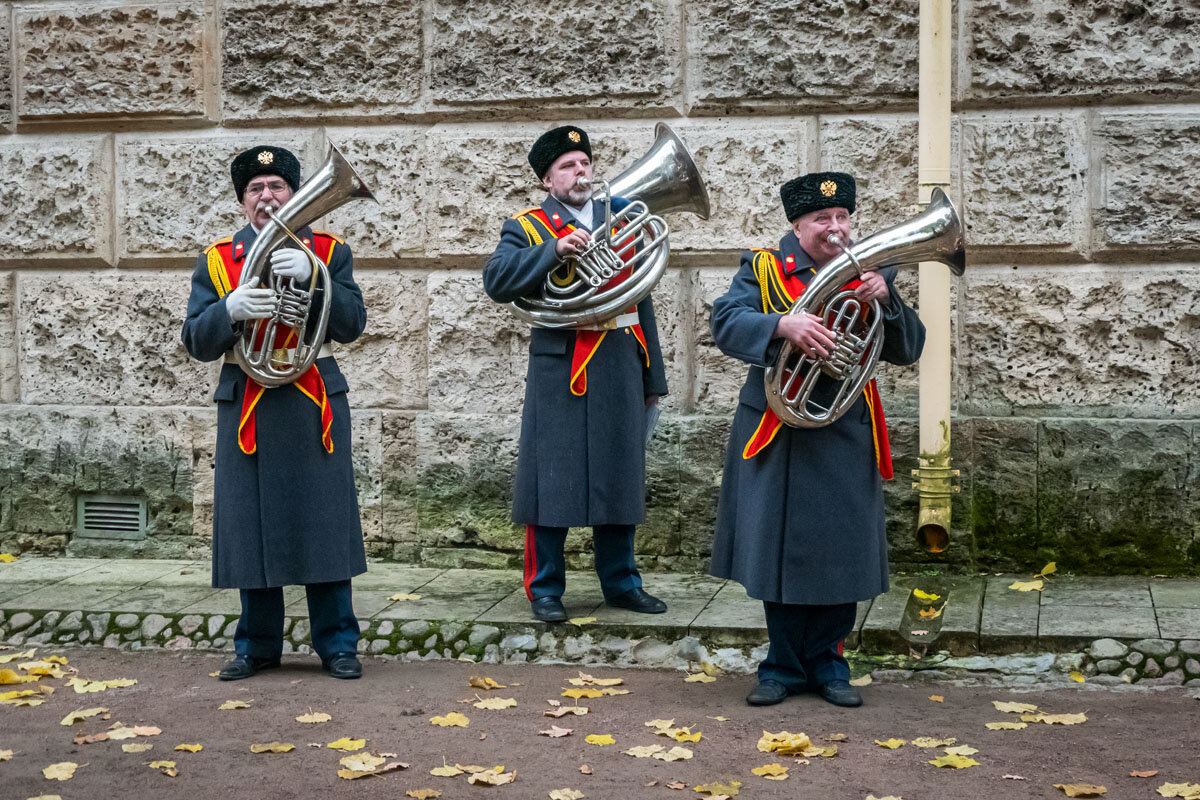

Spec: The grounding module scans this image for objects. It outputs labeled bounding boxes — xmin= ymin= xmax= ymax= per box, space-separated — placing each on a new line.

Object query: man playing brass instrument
xmin=181 ymin=145 xmax=368 ymax=680
xmin=483 ymin=125 xmax=670 ymax=623
xmin=709 ymin=172 xmax=925 ymax=707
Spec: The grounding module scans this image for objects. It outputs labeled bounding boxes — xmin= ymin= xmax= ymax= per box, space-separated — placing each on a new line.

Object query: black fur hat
xmin=780 ymin=172 xmax=856 ymax=221
xmin=230 ymin=146 xmax=301 ymax=202
xmin=528 ymin=125 xmax=591 ymax=179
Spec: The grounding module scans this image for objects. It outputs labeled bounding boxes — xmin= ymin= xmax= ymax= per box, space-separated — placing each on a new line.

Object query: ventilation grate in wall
xmin=75 ymin=495 xmax=147 ymax=541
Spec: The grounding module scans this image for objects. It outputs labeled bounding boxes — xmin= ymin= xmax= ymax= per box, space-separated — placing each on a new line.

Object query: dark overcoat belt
xmin=483 ymin=195 xmax=669 ymax=528
xmin=708 ymin=232 xmax=925 ymax=606
xmin=181 ymin=223 xmax=368 ymax=589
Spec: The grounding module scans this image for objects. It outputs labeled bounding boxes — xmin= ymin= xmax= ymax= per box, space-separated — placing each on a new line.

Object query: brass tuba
xmin=234 ymin=144 xmax=376 ymax=387
xmin=509 ymin=123 xmax=710 ymax=329
xmin=764 ymin=188 xmax=965 ymax=427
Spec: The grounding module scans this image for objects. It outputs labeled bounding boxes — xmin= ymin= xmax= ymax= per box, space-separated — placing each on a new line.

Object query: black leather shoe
xmin=605 ymin=587 xmax=667 ymax=614
xmin=531 ymin=596 xmax=568 ymax=623
xmin=818 ymin=680 xmax=863 ymax=707
xmin=218 ymin=654 xmax=280 ymax=681
xmin=746 ymin=679 xmax=790 ymax=706
xmin=323 ymin=652 xmax=362 ymax=679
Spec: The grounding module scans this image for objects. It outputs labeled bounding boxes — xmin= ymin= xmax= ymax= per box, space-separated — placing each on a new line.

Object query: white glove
xmin=270 ymin=249 xmax=312 ymax=284
xmin=225 ymin=277 xmax=276 ymax=323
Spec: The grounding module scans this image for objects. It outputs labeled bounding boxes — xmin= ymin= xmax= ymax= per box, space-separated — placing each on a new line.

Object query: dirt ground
xmin=2 ymin=648 xmax=1198 ymax=800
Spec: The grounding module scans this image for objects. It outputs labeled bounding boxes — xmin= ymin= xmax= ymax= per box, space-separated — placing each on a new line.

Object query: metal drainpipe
xmin=914 ymin=0 xmax=959 ymax=553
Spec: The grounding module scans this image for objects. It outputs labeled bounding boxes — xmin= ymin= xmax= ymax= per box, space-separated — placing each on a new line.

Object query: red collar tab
xmin=234 ymin=240 xmax=245 ymax=261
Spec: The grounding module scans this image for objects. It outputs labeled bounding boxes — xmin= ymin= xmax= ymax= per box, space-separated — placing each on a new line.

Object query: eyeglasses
xmin=245 ymin=181 xmax=290 ymax=198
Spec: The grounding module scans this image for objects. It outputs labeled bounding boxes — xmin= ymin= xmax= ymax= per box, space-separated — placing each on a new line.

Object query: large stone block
xmin=0 ymin=272 xmax=16 ymax=402
xmin=647 ymin=270 xmax=688 ymax=413
xmin=965 ymin=1 xmax=1200 ymax=103
xmin=17 ymin=272 xmax=209 ymax=406
xmin=692 ymin=267 xmax=748 ymax=415
xmin=116 ymin=131 xmax=320 ymax=264
xmin=1096 ymin=114 xmax=1200 ymax=249
xmin=0 ymin=406 xmax=194 ymax=541
xmin=677 ymin=414 xmax=731 ymax=559
xmin=0 ymin=13 xmax=11 ymax=130
xmin=1038 ymin=420 xmax=1194 ymax=573
xmin=963 ymin=265 xmax=1200 ymax=418
xmin=15 ymin=2 xmax=209 ymax=122
xmin=962 ymin=114 xmax=1087 ymax=252
xmin=189 ymin=409 xmax=216 ymax=540
xmin=339 ymin=271 xmax=427 ymax=409
xmin=221 ymin=0 xmax=422 ymax=120
xmin=687 ymin=0 xmax=918 ymax=112
xmin=429 ymin=0 xmax=677 ymax=109
xmin=352 ymin=410 xmax=383 ymax=542
xmin=379 ymin=411 xmax=418 ymax=546
xmin=643 ymin=413 xmax=682 ymax=560
xmin=321 ymin=128 xmax=429 ymax=261
xmin=667 ymin=121 xmax=807 ymax=253
xmin=427 ymin=272 xmax=529 ymax=414
xmin=0 ymin=137 xmax=112 ymax=265
xmin=970 ymin=418 xmax=1039 ymax=572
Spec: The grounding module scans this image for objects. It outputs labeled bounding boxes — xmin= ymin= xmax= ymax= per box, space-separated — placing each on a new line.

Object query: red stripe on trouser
xmin=523 ymin=524 xmax=537 ymax=601
xmin=837 ymin=639 xmax=844 ymax=655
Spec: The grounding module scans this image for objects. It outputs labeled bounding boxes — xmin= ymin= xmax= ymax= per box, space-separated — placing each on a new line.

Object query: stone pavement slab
xmin=374 ymin=568 xmax=518 ymax=621
xmin=477 ymin=573 xmax=607 ymax=625
xmin=176 ymin=585 xmax=306 ymax=615
xmin=11 ymin=581 xmax=133 ymax=611
xmin=0 ymin=557 xmax=107 ymax=581
xmin=1155 ymin=607 xmax=1200 ymax=639
xmin=138 ymin=562 xmax=210 ymax=587
xmin=101 ymin=585 xmax=224 ymax=614
xmin=980 ymin=576 xmax=1040 ymax=654
xmin=689 ymin=582 xmax=766 ymax=646
xmin=588 ymin=573 xmax=726 ymax=632
xmin=860 ymin=575 xmax=983 ymax=656
xmin=1150 ymin=578 xmax=1200 ymax=608
xmin=1040 ymin=575 xmax=1152 ymax=607
xmin=1037 ymin=604 xmax=1159 ymax=650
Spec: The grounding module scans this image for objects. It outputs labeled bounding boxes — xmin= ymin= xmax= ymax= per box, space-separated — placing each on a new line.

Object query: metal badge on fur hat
xmin=780 ymin=171 xmax=856 ymax=221
xmin=528 ymin=125 xmax=592 ymax=179
xmin=231 ymin=146 xmax=302 ymax=201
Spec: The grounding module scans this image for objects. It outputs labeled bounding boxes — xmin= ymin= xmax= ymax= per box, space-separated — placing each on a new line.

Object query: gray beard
xmin=552 ymin=187 xmax=590 ymax=209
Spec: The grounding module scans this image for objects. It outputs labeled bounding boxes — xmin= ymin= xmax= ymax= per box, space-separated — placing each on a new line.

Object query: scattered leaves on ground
xmin=539 ymin=726 xmax=573 ymax=738
xmin=875 ymin=738 xmax=906 ymax=749
xmin=430 ymin=713 xmax=469 ymax=727
xmin=580 ymin=765 xmax=592 ymax=775
xmin=865 ymin=796 xmax=903 ymax=800
xmin=568 ymin=617 xmax=596 ymax=627
xmin=944 ymin=745 xmax=978 ymax=756
xmin=174 ymin=744 xmax=202 ymax=753
xmin=1009 ymin=579 xmax=1044 ymax=592
xmin=387 ymin=593 xmax=421 ymax=601
xmin=693 ymin=779 xmax=742 ymax=796
xmin=757 ymin=731 xmax=812 ymax=756
xmin=474 ymin=697 xmax=518 ymax=710
xmin=929 ymin=695 xmax=944 ymax=703
xmin=430 ymin=762 xmax=464 ymax=777
xmin=1054 ymin=784 xmax=1107 ymax=797
xmin=296 ymin=710 xmax=331 ymax=723
xmin=218 ymin=699 xmax=251 ymax=710
xmin=751 ymin=763 xmax=789 ymax=780
xmin=327 ymin=737 xmax=367 ymax=751
xmin=684 ymin=673 xmax=715 ymax=683
xmin=468 ymin=767 xmax=515 ymax=786
xmin=469 ymin=677 xmax=506 ymax=691
xmin=1131 ymin=770 xmax=1159 ymax=778
xmin=850 ymin=674 xmax=873 ymax=687
xmin=585 ymin=734 xmax=615 ymax=747
xmin=66 ymin=677 xmax=137 ymax=693
xmin=624 ymin=744 xmax=664 ymax=758
xmin=250 ymin=742 xmax=294 ymax=754
xmin=911 ymin=737 xmax=956 ymax=748
xmin=60 ymin=707 xmax=108 ymax=726
xmin=0 ymin=553 xmax=18 ymax=562
xmin=42 ymin=762 xmax=81 ymax=781
xmin=0 ymin=649 xmax=37 ymax=663
xmin=544 ymin=706 xmax=589 ymax=718
xmin=1024 ymin=712 xmax=1087 ymax=726
xmin=666 ymin=780 xmax=685 ymax=789
xmin=1070 ymin=671 xmax=1086 ymax=683
xmin=567 ymin=672 xmax=623 ymax=687
xmin=0 ymin=749 xmax=12 ymax=761
xmin=708 ymin=716 xmax=729 ymax=722
xmin=337 ymin=752 xmax=408 ymax=779
xmin=1157 ymin=783 xmax=1200 ymax=799
xmin=548 ymin=790 xmax=584 ymax=800
xmin=986 ymin=721 xmax=1028 ymax=730
xmin=913 ymin=588 xmax=941 ymax=602
xmin=563 ymin=688 xmax=604 ymax=699
xmin=407 ymin=790 xmax=441 ymax=799
xmin=654 ymin=747 xmax=693 ymax=762
xmin=1003 ymin=774 xmax=1027 ymax=780
xmin=1039 ymin=562 xmax=1058 ymax=577
xmin=148 ymin=760 xmax=178 ymax=777
xmin=121 ymin=743 xmax=153 ymax=754
xmin=929 ymin=754 xmax=979 ymax=769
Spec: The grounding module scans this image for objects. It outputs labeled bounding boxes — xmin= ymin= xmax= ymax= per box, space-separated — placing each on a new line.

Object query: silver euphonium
xmin=509 ymin=122 xmax=711 ymax=329
xmin=234 ymin=144 xmax=376 ymax=387
xmin=764 ymin=187 xmax=966 ymax=428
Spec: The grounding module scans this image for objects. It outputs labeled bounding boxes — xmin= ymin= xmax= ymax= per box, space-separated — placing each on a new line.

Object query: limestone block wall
xmin=1 ymin=0 xmax=1198 ymax=575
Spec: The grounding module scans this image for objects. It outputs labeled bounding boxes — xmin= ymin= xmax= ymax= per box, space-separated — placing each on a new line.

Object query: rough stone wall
xmin=0 ymin=0 xmax=1197 ymax=576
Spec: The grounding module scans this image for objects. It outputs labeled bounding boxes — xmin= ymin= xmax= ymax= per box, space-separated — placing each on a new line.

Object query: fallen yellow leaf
xmin=60 ymin=707 xmax=109 ymax=726
xmin=66 ymin=677 xmax=136 ymax=693
xmin=407 ymin=790 xmax=442 ymax=799
xmin=1009 ymin=579 xmax=1044 ymax=592
xmin=539 ymin=725 xmax=572 ymax=737
xmin=693 ymin=780 xmax=742 ymax=796
xmin=548 ymin=790 xmax=584 ymax=800
xmin=430 ymin=761 xmax=464 ymax=777
xmin=674 ymin=728 xmax=702 ymax=743
xmin=849 ymin=674 xmax=873 ymax=687
xmin=148 ymin=760 xmax=178 ymax=777
xmin=0 ymin=648 xmax=36 ymax=664
xmin=929 ymin=695 xmax=944 ymax=703
xmin=0 ymin=668 xmax=38 ymax=685
xmin=328 ymin=737 xmax=367 ymax=751
xmin=473 ymin=697 xmax=517 ymax=710
xmin=568 ymin=672 xmax=623 ymax=687
xmin=0 ymin=553 xmax=17 ymax=562
xmin=985 ymin=721 xmax=1028 ymax=730
xmin=1069 ymin=671 xmax=1086 ymax=683
xmin=121 ymin=743 xmax=153 ymax=754
xmin=469 ymin=677 xmax=506 ymax=690
xmin=993 ymin=700 xmax=1039 ymax=714
xmin=1027 ymin=712 xmax=1087 ymax=725
xmin=0 ymin=749 xmax=11 ymax=761
xmin=174 ymin=744 xmax=203 ymax=753
xmin=646 ymin=718 xmax=674 ymax=729
xmin=1131 ymin=770 xmax=1159 ymax=778
xmin=249 ymin=742 xmax=295 ymax=753
xmin=866 ymin=796 xmax=904 ymax=800
xmin=875 ymin=738 xmax=905 ymax=749
xmin=562 ymin=687 xmax=604 ymax=699
xmin=912 ymin=588 xmax=941 ymax=602
xmin=544 ymin=706 xmax=589 ymax=718
xmin=928 ymin=754 xmax=979 ymax=769
xmin=43 ymin=762 xmax=82 ymax=781
xmin=708 ymin=716 xmax=729 ymax=722
xmin=758 ymin=731 xmax=813 ymax=755
xmin=751 ymin=763 xmax=789 ymax=780
xmin=1157 ymin=782 xmax=1200 ymax=798
xmin=584 ymin=734 xmax=615 ymax=747
xmin=387 ymin=593 xmax=421 ymax=601
xmin=624 ymin=744 xmax=664 ymax=758
xmin=684 ymin=673 xmax=715 ymax=683
xmin=568 ymin=617 xmax=597 ymax=626
xmin=430 ymin=712 xmax=469 ymax=727
xmin=1054 ymin=784 xmax=1106 ymax=798
xmin=1039 ymin=561 xmax=1058 ymax=577
xmin=918 ymin=606 xmax=943 ymax=619
xmin=944 ymin=745 xmax=978 ymax=756
xmin=467 ymin=768 xmax=515 ymax=786
xmin=911 ymin=737 xmax=956 ymax=748
xmin=296 ymin=711 xmax=331 ymax=723
xmin=218 ymin=699 xmax=251 ymax=710
xmin=653 ymin=746 xmax=693 ymax=762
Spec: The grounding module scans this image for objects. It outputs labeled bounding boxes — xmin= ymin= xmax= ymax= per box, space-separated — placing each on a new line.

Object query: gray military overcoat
xmin=181 ymin=224 xmax=368 ymax=589
xmin=709 ymin=232 xmax=925 ymax=605
xmin=483 ymin=195 xmax=669 ymax=528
